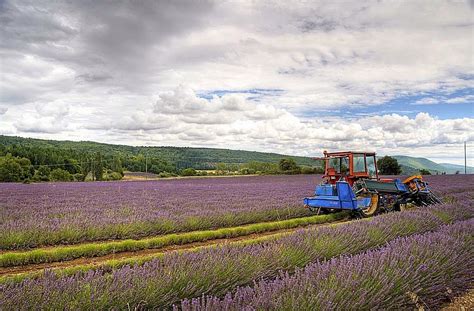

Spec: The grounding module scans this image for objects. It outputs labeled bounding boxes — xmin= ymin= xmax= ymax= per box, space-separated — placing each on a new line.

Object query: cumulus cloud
xmin=97 ymin=87 xmax=474 ymax=161
xmin=150 ymin=86 xmax=286 ymax=125
xmin=14 ymin=102 xmax=71 ymax=133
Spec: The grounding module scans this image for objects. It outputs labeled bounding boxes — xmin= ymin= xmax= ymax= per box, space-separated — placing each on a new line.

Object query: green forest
xmin=0 ymin=135 xmax=322 ymax=182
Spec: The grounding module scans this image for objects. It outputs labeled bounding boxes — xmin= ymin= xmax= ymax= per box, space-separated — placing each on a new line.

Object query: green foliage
xmin=93 ymin=152 xmax=103 ymax=181
xmin=242 ymin=161 xmax=279 ymax=174
xmin=158 ymin=172 xmax=175 ymax=178
xmin=64 ymin=158 xmax=80 ymax=174
xmin=181 ymin=168 xmax=197 ymax=176
xmin=239 ymin=167 xmax=256 ymax=175
xmin=279 ymin=158 xmax=298 ymax=171
xmin=279 ymin=158 xmax=301 ymax=174
xmin=419 ymin=168 xmax=431 ymax=175
xmin=0 ymin=154 xmax=33 ymax=182
xmin=33 ymin=165 xmax=51 ymax=181
xmin=0 ymin=155 xmax=22 ymax=181
xmin=49 ymin=168 xmax=73 ymax=182
xmin=301 ymin=165 xmax=324 ymax=174
xmin=377 ymin=156 xmax=402 ymax=175
xmin=72 ymin=173 xmax=85 ymax=182
xmin=102 ymin=170 xmax=122 ymax=181
xmin=111 ymin=156 xmax=123 ymax=175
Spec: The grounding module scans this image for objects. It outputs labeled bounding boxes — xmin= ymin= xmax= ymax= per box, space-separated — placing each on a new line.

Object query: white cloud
xmin=446 ymin=95 xmax=474 ymax=104
xmin=14 ymin=101 xmax=71 ymax=133
xmin=0 ymin=0 xmax=472 ymax=163
xmin=414 ymin=98 xmax=440 ymax=105
xmin=414 ymin=94 xmax=474 ymax=105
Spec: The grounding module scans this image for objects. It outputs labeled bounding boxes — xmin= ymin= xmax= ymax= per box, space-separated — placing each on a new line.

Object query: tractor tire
xmin=358 ymin=194 xmax=379 ymax=217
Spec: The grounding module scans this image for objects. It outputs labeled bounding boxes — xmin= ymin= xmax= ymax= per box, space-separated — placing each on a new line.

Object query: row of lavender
xmin=1 ymin=201 xmax=472 ymax=309
xmin=0 ymin=175 xmax=315 ymax=249
xmin=182 ymin=219 xmax=474 ymax=310
xmin=2 ymin=174 xmax=472 ymax=249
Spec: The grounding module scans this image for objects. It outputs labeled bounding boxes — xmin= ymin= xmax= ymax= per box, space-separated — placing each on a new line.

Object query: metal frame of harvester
xmin=303 ymin=151 xmax=442 ymax=217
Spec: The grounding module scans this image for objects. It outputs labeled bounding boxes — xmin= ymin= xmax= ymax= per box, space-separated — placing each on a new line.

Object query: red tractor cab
xmin=317 ymin=151 xmax=378 ymax=186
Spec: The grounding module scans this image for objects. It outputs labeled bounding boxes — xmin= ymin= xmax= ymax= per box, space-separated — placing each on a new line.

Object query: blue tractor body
xmin=304 ymin=177 xmax=440 ymax=215
xmin=304 ymin=181 xmax=377 ymax=211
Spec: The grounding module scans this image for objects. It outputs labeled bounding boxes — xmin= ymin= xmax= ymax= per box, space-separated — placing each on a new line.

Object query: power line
xmin=17 ymin=159 xmax=109 ymax=168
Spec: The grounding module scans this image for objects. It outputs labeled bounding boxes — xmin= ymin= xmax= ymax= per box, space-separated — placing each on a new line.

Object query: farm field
xmin=1 ymin=175 xmax=320 ymax=249
xmin=0 ymin=174 xmax=473 ymax=309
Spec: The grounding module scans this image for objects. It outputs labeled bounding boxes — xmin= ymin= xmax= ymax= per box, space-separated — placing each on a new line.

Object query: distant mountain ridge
xmin=0 ymin=135 xmax=470 ymax=174
xmin=393 ymin=155 xmax=473 ymax=174
xmin=438 ymin=162 xmax=474 ymax=174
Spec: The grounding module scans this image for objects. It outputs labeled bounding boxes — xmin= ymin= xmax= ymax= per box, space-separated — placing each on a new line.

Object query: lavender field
xmin=1 ymin=195 xmax=472 ymax=309
xmin=0 ymin=174 xmax=473 ymax=309
xmin=1 ymin=175 xmax=316 ymax=249
xmin=1 ymin=175 xmax=473 ymax=249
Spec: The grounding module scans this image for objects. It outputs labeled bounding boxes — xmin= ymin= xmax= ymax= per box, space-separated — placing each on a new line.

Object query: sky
xmin=0 ymin=0 xmax=473 ymax=165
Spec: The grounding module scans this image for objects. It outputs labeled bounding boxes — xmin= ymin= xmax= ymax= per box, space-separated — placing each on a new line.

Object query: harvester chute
xmin=303 ymin=151 xmax=442 ymax=217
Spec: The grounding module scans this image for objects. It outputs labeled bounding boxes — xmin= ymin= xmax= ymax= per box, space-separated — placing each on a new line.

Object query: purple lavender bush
xmin=1 ymin=174 xmax=472 ymax=249
xmin=0 ymin=175 xmax=317 ymax=249
xmin=180 ymin=219 xmax=474 ymax=311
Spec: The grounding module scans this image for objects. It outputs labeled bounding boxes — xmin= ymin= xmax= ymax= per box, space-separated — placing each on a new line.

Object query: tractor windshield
xmin=353 ymin=154 xmax=366 ymax=173
xmin=328 ymin=156 xmax=349 ymax=174
xmin=366 ymin=155 xmax=377 ymax=178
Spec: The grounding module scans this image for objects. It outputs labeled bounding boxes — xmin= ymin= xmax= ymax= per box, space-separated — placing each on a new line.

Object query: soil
xmin=441 ymin=287 xmax=474 ymax=311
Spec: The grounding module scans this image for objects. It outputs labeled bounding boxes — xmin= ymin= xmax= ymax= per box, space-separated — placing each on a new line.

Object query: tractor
xmin=303 ymin=151 xmax=442 ymax=217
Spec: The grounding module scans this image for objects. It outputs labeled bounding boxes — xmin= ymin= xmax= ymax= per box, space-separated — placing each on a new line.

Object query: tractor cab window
xmin=328 ymin=156 xmax=349 ymax=174
xmin=366 ymin=156 xmax=377 ymax=178
xmin=353 ymin=154 xmax=366 ymax=173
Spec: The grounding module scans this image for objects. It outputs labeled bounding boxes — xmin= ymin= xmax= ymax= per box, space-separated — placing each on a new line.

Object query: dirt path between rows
xmin=0 ymin=219 xmax=352 ymax=278
xmin=441 ymin=287 xmax=474 ymax=311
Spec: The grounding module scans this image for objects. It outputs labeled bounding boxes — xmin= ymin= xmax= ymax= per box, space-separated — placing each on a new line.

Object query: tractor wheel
xmin=359 ymin=194 xmax=379 ymax=217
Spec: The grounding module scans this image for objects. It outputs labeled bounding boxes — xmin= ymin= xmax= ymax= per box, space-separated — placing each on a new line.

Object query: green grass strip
xmin=0 ymin=212 xmax=348 ymax=268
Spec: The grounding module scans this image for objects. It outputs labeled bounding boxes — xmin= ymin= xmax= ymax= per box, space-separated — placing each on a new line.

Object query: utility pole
xmin=92 ymin=158 xmax=95 ymax=181
xmin=465 ymin=141 xmax=467 ymax=174
xmin=145 ymin=154 xmax=148 ymax=180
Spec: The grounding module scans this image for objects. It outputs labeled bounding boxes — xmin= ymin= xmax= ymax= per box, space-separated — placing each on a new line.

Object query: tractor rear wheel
xmin=359 ymin=194 xmax=379 ymax=217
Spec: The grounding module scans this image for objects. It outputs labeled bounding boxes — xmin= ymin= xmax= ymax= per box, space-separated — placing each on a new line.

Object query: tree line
xmin=0 ymin=137 xmax=324 ymax=182
xmin=0 ymin=136 xmax=435 ymax=183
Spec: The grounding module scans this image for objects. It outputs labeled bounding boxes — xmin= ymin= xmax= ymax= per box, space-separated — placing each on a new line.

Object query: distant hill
xmin=0 ymin=135 xmax=469 ymax=174
xmin=393 ymin=156 xmax=447 ymax=174
xmin=0 ymin=135 xmax=319 ymax=170
xmin=393 ymin=155 xmax=473 ymax=174
xmin=438 ymin=162 xmax=474 ymax=174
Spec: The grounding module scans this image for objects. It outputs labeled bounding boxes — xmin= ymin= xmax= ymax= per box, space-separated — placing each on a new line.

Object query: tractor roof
xmin=323 ymin=151 xmax=376 ymax=156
